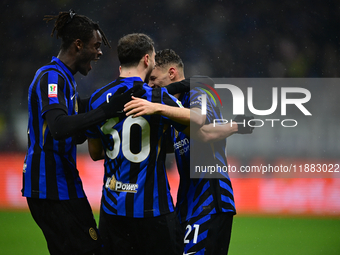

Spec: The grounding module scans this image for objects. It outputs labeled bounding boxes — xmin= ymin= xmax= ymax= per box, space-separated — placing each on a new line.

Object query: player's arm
xmin=124 ymin=96 xmax=204 ymax=127
xmin=77 ymin=95 xmax=90 ymax=114
xmin=45 ymin=85 xmax=145 ymax=140
xmin=176 ymin=107 xmax=206 ymax=137
xmin=88 ymin=138 xmax=105 ymax=161
xmin=72 ymin=96 xmax=91 ymax=144
xmin=45 ymin=104 xmax=120 ymax=141
xmin=191 ymin=115 xmax=255 ymax=142
xmin=191 ymin=122 xmax=238 ymax=142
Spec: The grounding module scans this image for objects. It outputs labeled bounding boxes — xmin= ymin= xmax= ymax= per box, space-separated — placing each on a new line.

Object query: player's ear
xmin=143 ymin=54 xmax=149 ymax=66
xmin=169 ymin=67 xmax=176 ymax=80
xmin=75 ymin=39 xmax=83 ymax=51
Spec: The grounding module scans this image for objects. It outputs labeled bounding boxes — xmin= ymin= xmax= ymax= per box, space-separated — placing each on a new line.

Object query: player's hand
xmin=232 ymin=115 xmax=255 ymax=134
xmin=102 ymin=85 xmax=146 ymax=118
xmin=166 ymin=79 xmax=190 ymax=95
xmin=124 ymin=96 xmax=162 ymax=117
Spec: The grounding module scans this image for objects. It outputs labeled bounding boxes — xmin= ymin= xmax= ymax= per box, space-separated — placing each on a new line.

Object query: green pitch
xmin=0 ymin=210 xmax=339 ymax=254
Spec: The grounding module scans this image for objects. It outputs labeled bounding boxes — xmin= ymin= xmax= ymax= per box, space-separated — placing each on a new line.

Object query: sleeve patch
xmin=176 ymin=99 xmax=184 ymax=108
xmin=48 ymin=84 xmax=58 ymax=98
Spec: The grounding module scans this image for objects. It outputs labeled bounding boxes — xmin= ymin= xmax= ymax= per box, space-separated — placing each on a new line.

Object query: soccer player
xmin=124 ymin=49 xmax=254 ymax=255
xmin=21 ymin=10 xmax=142 ymax=255
xmin=86 ymin=33 xmax=186 ymax=255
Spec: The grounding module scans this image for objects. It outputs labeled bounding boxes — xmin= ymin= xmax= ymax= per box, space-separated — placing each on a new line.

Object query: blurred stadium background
xmin=1 ymin=0 xmax=340 ymax=254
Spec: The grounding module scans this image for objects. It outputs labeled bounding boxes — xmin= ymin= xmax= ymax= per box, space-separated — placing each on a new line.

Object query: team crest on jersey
xmin=75 ymin=97 xmax=78 ymax=113
xmin=89 ymin=228 xmax=98 ymax=240
xmin=48 ymin=84 xmax=58 ymax=98
xmin=190 ymin=95 xmax=202 ymax=107
xmin=105 ymin=174 xmax=138 ymax=193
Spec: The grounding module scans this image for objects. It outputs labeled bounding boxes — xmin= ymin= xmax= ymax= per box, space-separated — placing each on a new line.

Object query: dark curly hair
xmin=43 ymin=10 xmax=111 ymax=50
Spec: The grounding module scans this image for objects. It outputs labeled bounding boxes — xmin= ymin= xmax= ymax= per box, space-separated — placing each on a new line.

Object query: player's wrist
xmin=231 ymin=121 xmax=239 ymax=133
xmin=155 ymin=103 xmax=167 ymax=115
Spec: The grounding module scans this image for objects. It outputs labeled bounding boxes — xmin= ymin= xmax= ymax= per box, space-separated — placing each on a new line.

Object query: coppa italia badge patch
xmin=48 ymin=84 xmax=58 ymax=98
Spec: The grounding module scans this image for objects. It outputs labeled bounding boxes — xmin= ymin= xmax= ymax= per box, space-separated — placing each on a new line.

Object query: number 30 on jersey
xmin=101 ymin=116 xmax=150 ymax=163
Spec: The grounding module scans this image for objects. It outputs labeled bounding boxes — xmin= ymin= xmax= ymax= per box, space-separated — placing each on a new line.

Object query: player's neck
xmin=57 ymin=50 xmax=77 ymax=75
xmin=173 ymin=75 xmax=185 ymax=83
xmin=120 ymin=67 xmax=147 ymax=81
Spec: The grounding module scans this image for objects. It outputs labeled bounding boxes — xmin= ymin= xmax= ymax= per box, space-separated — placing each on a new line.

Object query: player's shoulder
xmin=189 ymin=75 xmax=215 ymax=95
xmin=189 ymin=87 xmax=208 ymax=105
xmin=42 ymin=58 xmax=72 ymax=77
xmin=36 ymin=65 xmax=68 ymax=87
xmin=189 ymin=75 xmax=217 ymax=105
xmin=190 ymin=75 xmax=214 ymax=87
xmin=90 ymin=78 xmax=126 ymax=104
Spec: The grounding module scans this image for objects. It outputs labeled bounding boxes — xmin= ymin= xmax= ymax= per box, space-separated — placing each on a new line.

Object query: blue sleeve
xmin=40 ymin=71 xmax=68 ymax=115
xmin=189 ymin=88 xmax=222 ymax=124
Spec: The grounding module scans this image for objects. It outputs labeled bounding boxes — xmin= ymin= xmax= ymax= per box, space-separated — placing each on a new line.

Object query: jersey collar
xmin=51 ymin=56 xmax=75 ymax=78
xmin=118 ymin=76 xmax=144 ymax=83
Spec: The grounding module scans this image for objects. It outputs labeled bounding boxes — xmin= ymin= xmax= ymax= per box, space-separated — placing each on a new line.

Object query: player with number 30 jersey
xmin=87 ymin=77 xmax=184 ymax=218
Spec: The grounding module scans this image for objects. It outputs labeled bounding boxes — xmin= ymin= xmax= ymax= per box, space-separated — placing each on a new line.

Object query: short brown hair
xmin=117 ymin=33 xmax=154 ymax=67
xmin=155 ymin=49 xmax=184 ymax=70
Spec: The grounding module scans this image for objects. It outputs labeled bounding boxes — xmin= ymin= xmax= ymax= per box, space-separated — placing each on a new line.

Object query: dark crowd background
xmin=0 ymin=0 xmax=339 ymax=160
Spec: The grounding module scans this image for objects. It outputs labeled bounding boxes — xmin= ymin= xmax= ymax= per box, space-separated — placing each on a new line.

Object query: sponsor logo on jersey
xmin=105 ymin=174 xmax=138 ymax=193
xmin=174 ymin=137 xmax=190 ymax=155
xmin=173 ymin=137 xmax=189 ymax=150
xmin=48 ymin=84 xmax=58 ymax=98
xmin=190 ymin=95 xmax=202 ymax=107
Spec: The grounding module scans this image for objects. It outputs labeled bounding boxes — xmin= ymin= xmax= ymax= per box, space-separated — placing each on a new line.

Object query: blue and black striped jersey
xmin=172 ymin=87 xmax=236 ymax=223
xmin=22 ymin=56 xmax=85 ymax=200
xmin=87 ymin=77 xmax=184 ymax=218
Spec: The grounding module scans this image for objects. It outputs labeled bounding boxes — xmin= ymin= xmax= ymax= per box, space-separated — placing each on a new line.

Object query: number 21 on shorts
xmin=184 ymin=224 xmax=200 ymax=244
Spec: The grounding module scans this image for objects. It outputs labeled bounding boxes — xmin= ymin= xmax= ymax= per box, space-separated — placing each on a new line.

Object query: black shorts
xmin=182 ymin=213 xmax=234 ymax=255
xmin=27 ymin=197 xmax=102 ymax=255
xmin=99 ymin=207 xmax=184 ymax=255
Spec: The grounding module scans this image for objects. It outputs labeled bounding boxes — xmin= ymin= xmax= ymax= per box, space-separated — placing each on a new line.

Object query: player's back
xmin=88 ymin=76 xmax=182 ymax=218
